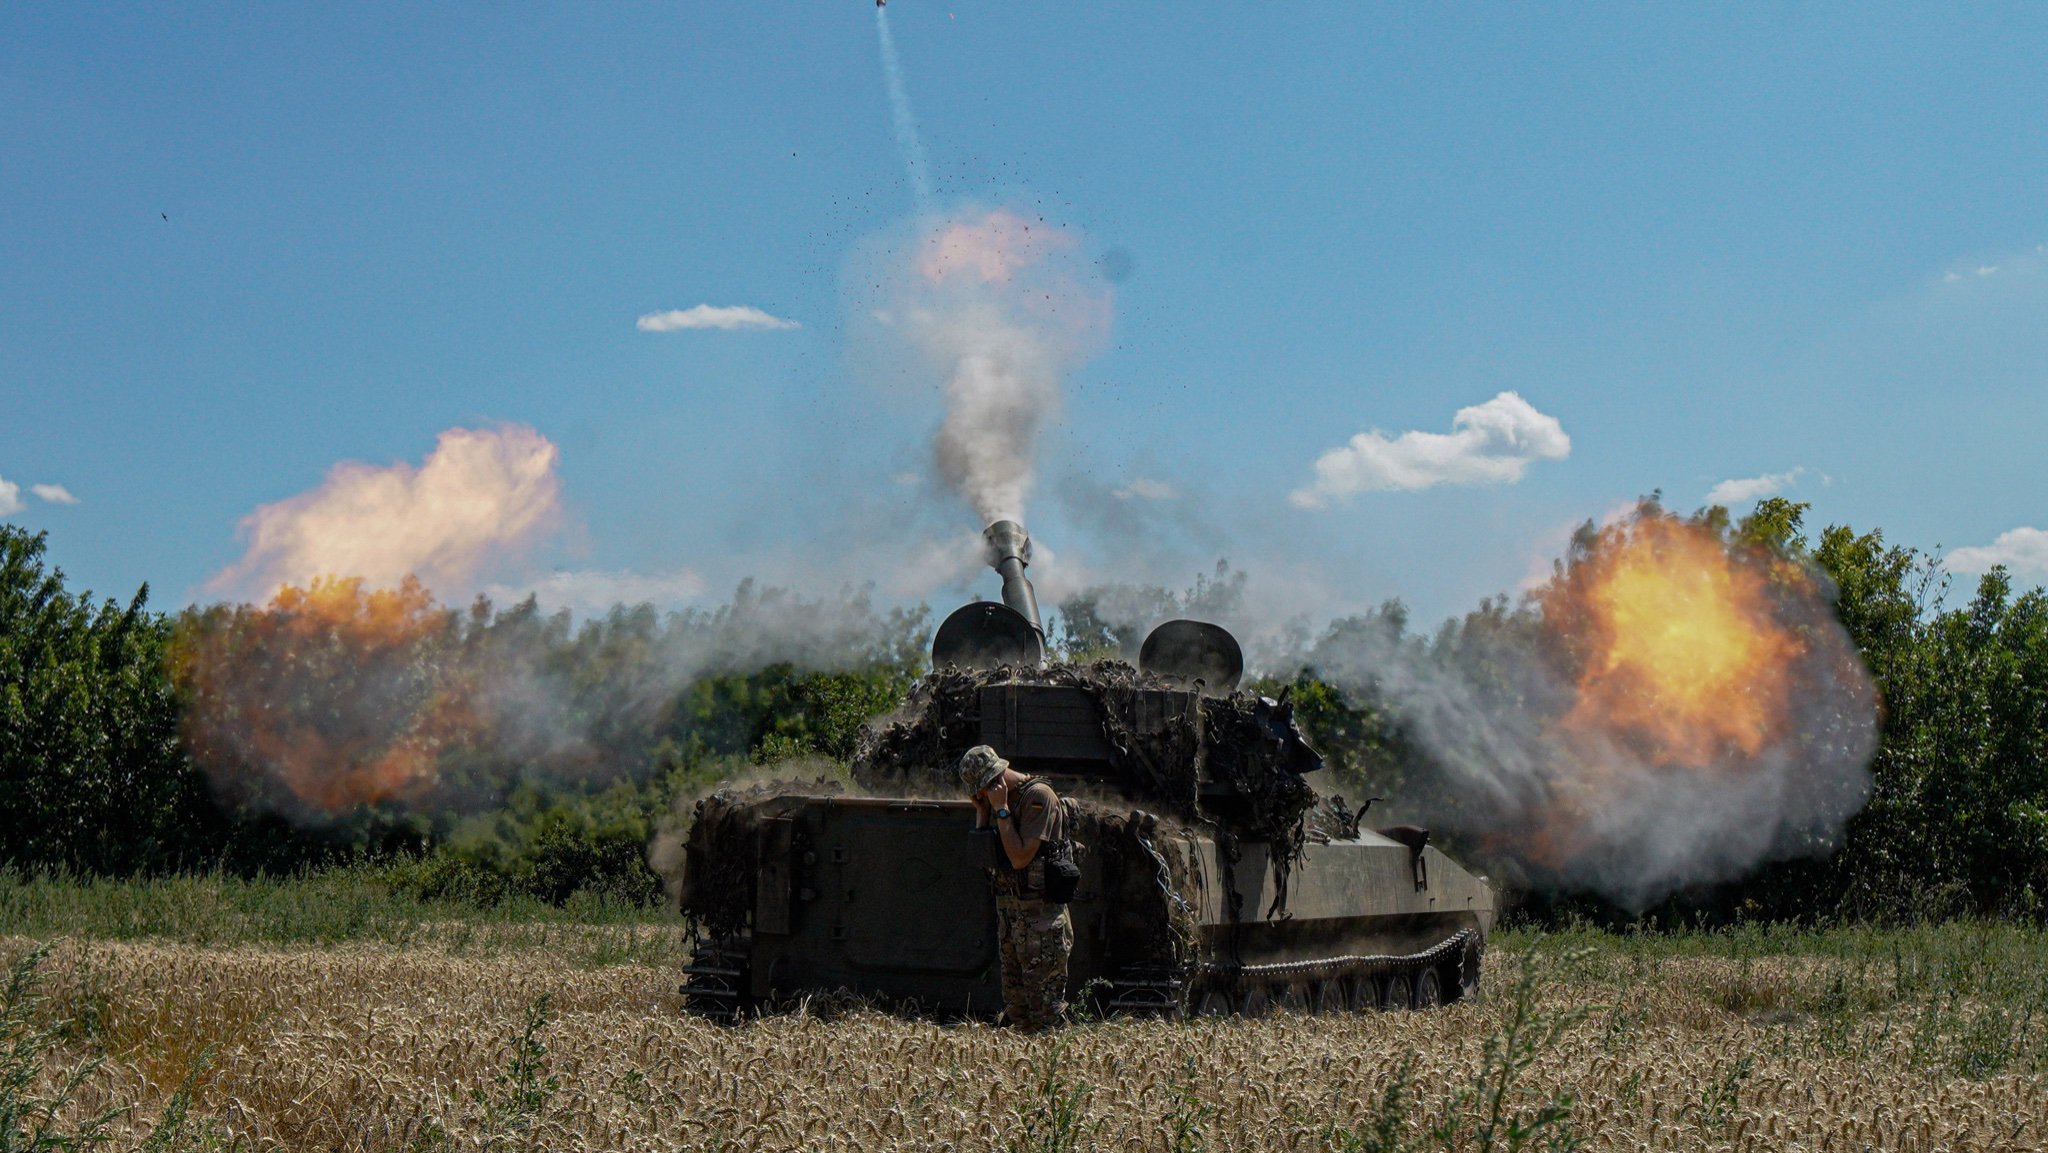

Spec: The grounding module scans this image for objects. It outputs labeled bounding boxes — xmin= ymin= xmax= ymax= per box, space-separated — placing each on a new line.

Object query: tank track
xmin=678 ymin=935 xmax=751 ymax=1020
xmin=1099 ymin=927 xmax=1483 ymax=1018
xmin=685 ymin=928 xmax=1483 ymax=1021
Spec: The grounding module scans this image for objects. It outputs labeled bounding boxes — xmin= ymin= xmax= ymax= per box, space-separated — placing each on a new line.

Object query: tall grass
xmin=1502 ymin=918 xmax=2048 ymax=1082
xmin=4 ymin=874 xmax=2048 ymax=1149
xmin=0 ymin=922 xmax=2042 ymax=1150
xmin=1504 ymin=919 xmax=2048 ymax=1009
xmin=0 ymin=867 xmax=686 ymax=967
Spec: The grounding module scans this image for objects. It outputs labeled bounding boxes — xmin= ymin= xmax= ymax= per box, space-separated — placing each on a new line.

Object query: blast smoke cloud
xmin=175 ymin=573 xmax=923 ymax=821
xmin=486 ymin=567 xmax=709 ymax=616
xmin=1290 ymin=391 xmax=1571 ymax=508
xmin=637 ymin=305 xmax=799 ymax=332
xmin=208 ymin=425 xmax=563 ymax=600
xmin=1303 ymin=506 xmax=1877 ymax=909
xmin=860 ymin=208 xmax=1112 ymax=526
xmin=1948 ymin=526 xmax=2048 ymax=580
xmin=931 ymin=310 xmax=1061 ymax=524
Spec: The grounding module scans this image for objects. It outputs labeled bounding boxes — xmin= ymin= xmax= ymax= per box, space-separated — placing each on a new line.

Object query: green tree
xmin=0 ymin=527 xmax=214 ymax=872
xmin=1053 ymin=560 xmax=1247 ymax=660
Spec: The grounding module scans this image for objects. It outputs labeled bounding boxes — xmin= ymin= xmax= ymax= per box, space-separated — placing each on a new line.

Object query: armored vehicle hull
xmin=679 ymin=790 xmax=1493 ymax=1018
xmin=678 ymin=519 xmax=1495 ymax=1019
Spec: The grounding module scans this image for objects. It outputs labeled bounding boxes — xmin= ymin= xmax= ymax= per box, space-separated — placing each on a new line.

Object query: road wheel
xmin=1345 ymin=976 xmax=1376 ymax=1012
xmin=1454 ymin=938 xmax=1484 ymax=1002
xmin=1312 ymin=979 xmax=1346 ymax=1014
xmin=1413 ymin=968 xmax=1442 ymax=1009
xmin=1241 ymin=986 xmax=1272 ymax=1018
xmin=1380 ymin=973 xmax=1412 ymax=1011
xmin=1197 ymin=988 xmax=1232 ymax=1017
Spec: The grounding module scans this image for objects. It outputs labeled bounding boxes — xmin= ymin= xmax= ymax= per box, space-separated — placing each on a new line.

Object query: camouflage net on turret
xmin=853 ymin=661 xmax=1322 ymax=906
xmin=857 ymin=662 xmax=1173 ymax=796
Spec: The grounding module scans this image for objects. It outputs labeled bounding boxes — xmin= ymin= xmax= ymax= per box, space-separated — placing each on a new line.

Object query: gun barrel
xmin=982 ymin=520 xmax=1044 ymax=639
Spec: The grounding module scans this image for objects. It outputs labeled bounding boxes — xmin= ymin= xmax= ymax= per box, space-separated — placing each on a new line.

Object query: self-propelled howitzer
xmin=678 ymin=521 xmax=1494 ymax=1018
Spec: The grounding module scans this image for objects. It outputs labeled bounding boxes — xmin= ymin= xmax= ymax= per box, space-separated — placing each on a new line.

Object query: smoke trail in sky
xmin=875 ymin=7 xmax=932 ymax=209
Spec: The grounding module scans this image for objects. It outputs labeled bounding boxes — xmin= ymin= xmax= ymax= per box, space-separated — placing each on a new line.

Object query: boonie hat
xmin=958 ymin=745 xmax=1009 ymax=794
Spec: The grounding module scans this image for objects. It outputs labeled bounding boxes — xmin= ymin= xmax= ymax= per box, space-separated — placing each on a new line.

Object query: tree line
xmin=3 ymin=507 xmax=2045 ymax=923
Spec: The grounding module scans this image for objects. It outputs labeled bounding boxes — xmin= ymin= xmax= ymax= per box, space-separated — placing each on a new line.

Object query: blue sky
xmin=5 ymin=3 xmax=2045 ymax=632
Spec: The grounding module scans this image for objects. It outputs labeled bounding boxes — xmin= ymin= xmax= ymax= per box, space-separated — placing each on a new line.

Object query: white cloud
xmin=636 ymin=305 xmax=799 ymax=332
xmin=1289 ymin=391 xmax=1571 ymax=509
xmin=31 ymin=484 xmax=78 ymax=505
xmin=208 ymin=425 xmax=563 ymax=599
xmin=1948 ymin=528 xmax=2048 ymax=580
xmin=1115 ymin=478 xmax=1178 ymax=501
xmin=1705 ymin=467 xmax=1805 ymax=506
xmin=0 ymin=477 xmax=21 ymax=517
xmin=489 ymin=567 xmax=708 ymax=615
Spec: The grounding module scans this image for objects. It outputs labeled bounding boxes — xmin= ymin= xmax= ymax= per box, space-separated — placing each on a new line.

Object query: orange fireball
xmin=173 ymin=576 xmax=481 ymax=813
xmin=1545 ymin=516 xmax=1804 ymax=767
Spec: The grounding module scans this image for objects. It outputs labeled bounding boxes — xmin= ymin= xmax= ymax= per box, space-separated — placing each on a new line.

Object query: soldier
xmin=960 ymin=744 xmax=1073 ymax=1030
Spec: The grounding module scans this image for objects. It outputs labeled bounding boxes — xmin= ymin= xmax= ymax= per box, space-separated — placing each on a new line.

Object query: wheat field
xmin=5 ymin=924 xmax=2046 ymax=1153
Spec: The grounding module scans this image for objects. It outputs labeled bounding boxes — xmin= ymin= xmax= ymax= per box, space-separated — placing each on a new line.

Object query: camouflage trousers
xmin=995 ymin=894 xmax=1072 ymax=1030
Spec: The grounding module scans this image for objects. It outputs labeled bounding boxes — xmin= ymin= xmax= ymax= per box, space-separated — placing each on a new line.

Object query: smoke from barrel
xmin=983 ymin=519 xmax=1042 ymax=636
xmin=929 ymin=520 xmax=1046 ymax=670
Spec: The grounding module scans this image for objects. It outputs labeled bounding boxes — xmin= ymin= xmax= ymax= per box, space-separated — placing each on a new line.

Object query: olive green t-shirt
xmin=994 ymin=780 xmax=1064 ymax=895
xmin=1014 ymin=779 xmax=1063 ymax=847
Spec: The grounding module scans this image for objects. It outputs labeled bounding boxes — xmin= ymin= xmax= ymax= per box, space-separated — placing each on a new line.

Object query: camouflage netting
xmin=683 ymin=663 xmax=1341 ymax=948
xmin=1304 ymin=792 xmax=1366 ymax=844
xmin=853 ymin=661 xmax=1317 ymax=841
xmin=680 ymin=778 xmax=845 ymax=940
xmin=854 ymin=661 xmax=1173 ymax=793
xmin=853 ymin=660 xmax=1326 ymax=912
xmin=1074 ymin=805 xmax=1203 ymax=981
xmin=1194 ymin=690 xmax=1320 ymax=867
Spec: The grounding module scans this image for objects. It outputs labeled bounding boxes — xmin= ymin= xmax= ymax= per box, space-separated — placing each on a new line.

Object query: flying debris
xmin=876 ymin=0 xmax=885 ymax=6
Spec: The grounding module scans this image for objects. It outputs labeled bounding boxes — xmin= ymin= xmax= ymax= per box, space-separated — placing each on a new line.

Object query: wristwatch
xmin=995 ymin=807 xmax=1011 ymax=820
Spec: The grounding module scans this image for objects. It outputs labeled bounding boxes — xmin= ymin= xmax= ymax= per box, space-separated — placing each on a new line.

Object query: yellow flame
xmin=1555 ymin=517 xmax=1803 ymax=766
